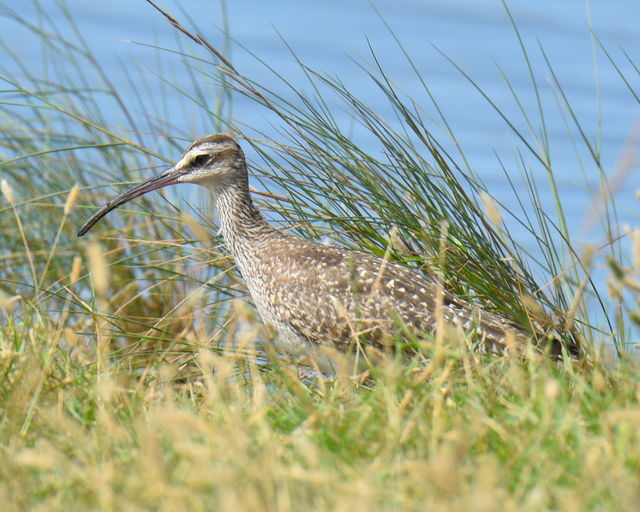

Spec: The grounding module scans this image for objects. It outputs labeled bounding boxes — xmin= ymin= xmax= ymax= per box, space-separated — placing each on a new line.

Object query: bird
xmin=78 ymin=134 xmax=562 ymax=371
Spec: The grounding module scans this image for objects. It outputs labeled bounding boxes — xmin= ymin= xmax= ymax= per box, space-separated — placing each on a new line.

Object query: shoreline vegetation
xmin=1 ymin=1 xmax=639 ymax=509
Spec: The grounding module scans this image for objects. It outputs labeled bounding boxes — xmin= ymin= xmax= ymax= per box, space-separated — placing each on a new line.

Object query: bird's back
xmin=233 ymin=232 xmax=523 ymax=354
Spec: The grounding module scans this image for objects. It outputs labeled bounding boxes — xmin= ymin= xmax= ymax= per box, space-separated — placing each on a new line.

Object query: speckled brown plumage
xmin=79 ymin=134 xmax=531 ymax=366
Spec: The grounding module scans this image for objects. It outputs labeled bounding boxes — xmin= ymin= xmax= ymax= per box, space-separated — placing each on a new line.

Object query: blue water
xmin=3 ymin=1 xmax=640 ymax=312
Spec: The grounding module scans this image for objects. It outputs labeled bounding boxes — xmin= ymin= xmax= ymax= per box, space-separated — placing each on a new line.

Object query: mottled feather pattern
xmin=207 ymin=134 xmax=525 ymax=355
xmin=237 ymin=233 xmax=523 ymax=353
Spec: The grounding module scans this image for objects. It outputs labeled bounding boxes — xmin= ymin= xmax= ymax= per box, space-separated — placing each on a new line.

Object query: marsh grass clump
xmin=1 ymin=0 xmax=640 ymax=509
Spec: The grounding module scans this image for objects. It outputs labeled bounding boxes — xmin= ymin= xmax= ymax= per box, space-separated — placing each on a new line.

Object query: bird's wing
xmin=261 ymin=239 xmax=522 ymax=350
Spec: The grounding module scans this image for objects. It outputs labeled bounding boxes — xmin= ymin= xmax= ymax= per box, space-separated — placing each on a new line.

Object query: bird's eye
xmin=192 ymin=154 xmax=210 ymax=167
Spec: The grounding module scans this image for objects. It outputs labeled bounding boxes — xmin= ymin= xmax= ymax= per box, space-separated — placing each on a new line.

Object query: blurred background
xmin=3 ymin=0 xmax=639 ymax=246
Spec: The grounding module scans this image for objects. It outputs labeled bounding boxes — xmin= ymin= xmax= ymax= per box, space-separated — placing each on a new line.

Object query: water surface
xmin=3 ymin=0 xmax=639 ymax=264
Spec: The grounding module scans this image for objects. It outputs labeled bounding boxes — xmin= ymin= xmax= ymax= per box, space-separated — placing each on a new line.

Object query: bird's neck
xmin=214 ymin=179 xmax=275 ymax=256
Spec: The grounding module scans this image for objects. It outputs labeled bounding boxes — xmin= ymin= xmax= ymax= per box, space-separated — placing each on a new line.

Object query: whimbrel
xmin=78 ymin=134 xmax=555 ymax=368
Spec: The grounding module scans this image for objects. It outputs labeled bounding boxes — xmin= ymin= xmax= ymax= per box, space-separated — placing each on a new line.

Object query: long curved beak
xmin=77 ymin=167 xmax=183 ymax=237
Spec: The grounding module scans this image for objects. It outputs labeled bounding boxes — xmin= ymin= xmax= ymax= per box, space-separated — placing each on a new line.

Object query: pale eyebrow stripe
xmin=175 ymin=150 xmax=209 ymax=169
xmin=175 ymin=143 xmax=230 ymax=169
xmin=174 ymin=154 xmax=192 ymax=170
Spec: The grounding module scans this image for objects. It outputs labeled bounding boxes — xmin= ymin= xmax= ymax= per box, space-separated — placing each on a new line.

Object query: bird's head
xmin=174 ymin=134 xmax=246 ymax=188
xmin=78 ymin=134 xmax=245 ymax=237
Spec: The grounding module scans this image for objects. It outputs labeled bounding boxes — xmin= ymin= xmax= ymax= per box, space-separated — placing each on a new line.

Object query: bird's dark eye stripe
xmin=193 ymin=154 xmax=210 ymax=166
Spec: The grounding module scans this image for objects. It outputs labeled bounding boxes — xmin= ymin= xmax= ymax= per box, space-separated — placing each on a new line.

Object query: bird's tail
xmin=442 ymin=301 xmax=582 ymax=358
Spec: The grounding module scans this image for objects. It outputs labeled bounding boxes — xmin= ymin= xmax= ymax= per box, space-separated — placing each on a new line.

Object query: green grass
xmin=1 ymin=0 xmax=640 ymax=509
xmin=2 ymin=319 xmax=640 ymax=510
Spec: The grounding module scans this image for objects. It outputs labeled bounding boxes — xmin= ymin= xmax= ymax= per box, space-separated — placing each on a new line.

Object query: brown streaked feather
xmin=187 ymin=133 xmax=236 ymax=152
xmin=239 ymin=233 xmax=524 ymax=352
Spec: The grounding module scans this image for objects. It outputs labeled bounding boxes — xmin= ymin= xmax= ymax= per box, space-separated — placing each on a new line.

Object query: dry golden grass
xmin=1 ymin=293 xmax=640 ymax=511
